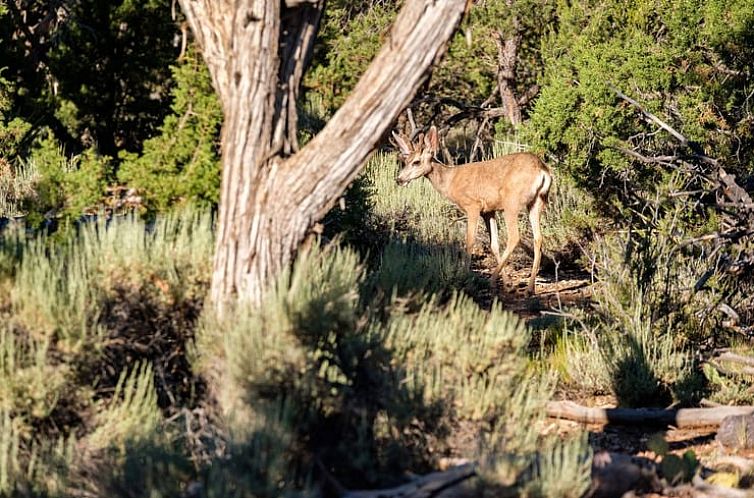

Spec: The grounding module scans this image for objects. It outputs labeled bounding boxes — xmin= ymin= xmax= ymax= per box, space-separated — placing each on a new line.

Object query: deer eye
xmin=411 ymin=159 xmax=420 ymax=166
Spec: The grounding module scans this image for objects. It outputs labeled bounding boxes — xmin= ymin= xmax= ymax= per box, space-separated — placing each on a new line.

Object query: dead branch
xmin=708 ymin=360 xmax=754 ymax=377
xmin=718 ymin=168 xmax=754 ymax=207
xmin=547 ymin=400 xmax=754 ymax=428
xmin=342 ymin=463 xmax=476 ymax=498
xmin=619 ymin=147 xmax=678 ymax=166
xmin=610 ymin=84 xmax=691 ymax=147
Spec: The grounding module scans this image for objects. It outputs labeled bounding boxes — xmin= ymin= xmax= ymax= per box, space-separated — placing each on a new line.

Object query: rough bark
xmin=178 ymin=0 xmax=467 ymax=309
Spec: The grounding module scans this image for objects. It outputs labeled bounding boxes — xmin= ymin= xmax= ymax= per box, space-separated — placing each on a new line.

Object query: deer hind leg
xmin=465 ymin=209 xmax=481 ymax=255
xmin=493 ymin=210 xmax=520 ymax=277
xmin=527 ymin=197 xmax=545 ymax=294
xmin=483 ymin=212 xmax=501 ymax=265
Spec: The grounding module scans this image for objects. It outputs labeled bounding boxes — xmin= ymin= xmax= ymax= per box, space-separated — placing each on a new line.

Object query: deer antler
xmin=406 ymin=108 xmax=420 ymax=141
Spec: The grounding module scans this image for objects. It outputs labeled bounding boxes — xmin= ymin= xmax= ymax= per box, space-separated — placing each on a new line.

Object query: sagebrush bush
xmin=12 ymin=209 xmax=213 ymax=351
xmin=194 ymin=242 xmax=558 ymax=490
xmin=88 ymin=362 xmax=161 ymax=451
xmin=0 ymin=209 xmax=213 ymax=494
xmin=552 ymin=223 xmax=711 ymax=406
xmin=0 ymin=159 xmax=38 ymax=219
xmin=520 ymin=434 xmax=593 ymax=498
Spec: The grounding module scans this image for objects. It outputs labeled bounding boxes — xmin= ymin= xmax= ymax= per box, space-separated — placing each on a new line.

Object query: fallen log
xmin=342 ymin=463 xmax=477 ymax=498
xmin=547 ymin=400 xmax=754 ymax=428
xmin=715 ymin=351 xmax=754 ymax=368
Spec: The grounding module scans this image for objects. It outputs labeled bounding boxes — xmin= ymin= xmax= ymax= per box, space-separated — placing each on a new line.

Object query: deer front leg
xmin=465 ymin=209 xmax=481 ymax=255
xmin=483 ymin=212 xmax=501 ymax=265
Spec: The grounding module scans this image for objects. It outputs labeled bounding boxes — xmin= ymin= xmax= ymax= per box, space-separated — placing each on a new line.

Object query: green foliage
xmin=306 ymin=1 xmax=399 ymax=111
xmin=118 ymin=48 xmax=222 ymax=213
xmin=14 ymin=134 xmax=112 ymax=225
xmin=2 ymin=64 xmax=111 ymax=223
xmin=27 ymin=0 xmax=177 ymax=156
xmin=648 ymin=434 xmax=699 ymax=485
xmin=440 ymin=0 xmax=555 ymax=113
xmin=308 ymin=0 xmax=554 ymax=125
xmin=0 ymin=72 xmax=30 ymax=160
xmin=1 ymin=0 xmax=185 ymax=219
xmin=0 ymin=73 xmax=34 ymax=218
xmin=524 ymin=0 xmax=754 ymax=199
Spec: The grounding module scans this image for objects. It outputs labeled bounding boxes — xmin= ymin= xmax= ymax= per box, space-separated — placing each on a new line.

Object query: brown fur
xmin=393 ymin=126 xmax=552 ymax=294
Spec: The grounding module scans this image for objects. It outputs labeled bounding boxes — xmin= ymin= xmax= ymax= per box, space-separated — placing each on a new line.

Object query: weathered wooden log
xmin=547 ymin=400 xmax=754 ymax=428
xmin=715 ymin=352 xmax=754 ymax=368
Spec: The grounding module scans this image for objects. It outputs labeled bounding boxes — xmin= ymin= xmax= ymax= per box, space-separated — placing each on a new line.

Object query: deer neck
xmin=425 ymin=161 xmax=455 ymax=198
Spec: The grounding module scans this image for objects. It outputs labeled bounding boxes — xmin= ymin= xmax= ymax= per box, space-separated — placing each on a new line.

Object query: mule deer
xmin=393 ymin=125 xmax=552 ymax=294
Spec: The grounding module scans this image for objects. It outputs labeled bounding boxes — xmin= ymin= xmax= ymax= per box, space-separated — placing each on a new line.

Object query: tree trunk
xmin=178 ymin=0 xmax=467 ymax=310
xmin=495 ymin=0 xmax=523 ymax=126
xmin=495 ymin=27 xmax=522 ymax=126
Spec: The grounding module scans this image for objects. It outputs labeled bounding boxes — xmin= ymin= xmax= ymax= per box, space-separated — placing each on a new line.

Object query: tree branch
xmin=274 ymin=0 xmax=325 ymax=155
xmin=177 ymin=0 xmax=239 ymax=103
xmin=610 ymin=84 xmax=691 ymax=147
xmin=283 ymin=0 xmax=467 ymax=221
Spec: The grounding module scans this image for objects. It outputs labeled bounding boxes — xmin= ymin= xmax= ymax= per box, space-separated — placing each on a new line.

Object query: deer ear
xmin=392 ymin=131 xmax=411 ymax=156
xmin=426 ymin=126 xmax=439 ymax=152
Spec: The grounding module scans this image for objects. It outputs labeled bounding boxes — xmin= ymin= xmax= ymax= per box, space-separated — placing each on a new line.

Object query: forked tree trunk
xmin=178 ymin=0 xmax=467 ymax=310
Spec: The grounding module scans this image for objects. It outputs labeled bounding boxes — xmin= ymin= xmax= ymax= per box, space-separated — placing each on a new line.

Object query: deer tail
xmin=535 ymin=169 xmax=552 ymax=206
